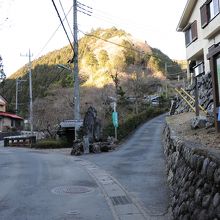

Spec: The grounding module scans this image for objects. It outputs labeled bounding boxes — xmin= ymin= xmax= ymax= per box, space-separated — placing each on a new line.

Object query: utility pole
xmin=165 ymin=62 xmax=168 ymax=98
xmin=15 ymin=79 xmax=18 ymax=114
xmin=73 ymin=0 xmax=81 ymax=138
xmin=15 ymin=78 xmax=26 ymax=114
xmin=21 ymin=49 xmax=33 ymax=134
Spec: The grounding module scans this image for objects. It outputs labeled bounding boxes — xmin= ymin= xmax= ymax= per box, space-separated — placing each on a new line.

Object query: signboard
xmin=60 ymin=119 xmax=83 ymax=128
xmin=112 ymin=112 xmax=118 ymax=128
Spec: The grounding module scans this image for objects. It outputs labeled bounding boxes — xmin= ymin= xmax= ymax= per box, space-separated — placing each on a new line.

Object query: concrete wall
xmin=163 ymin=123 xmax=220 ymax=219
xmin=0 ymin=104 xmax=6 ymax=112
xmin=185 ymin=0 xmax=206 ymax=61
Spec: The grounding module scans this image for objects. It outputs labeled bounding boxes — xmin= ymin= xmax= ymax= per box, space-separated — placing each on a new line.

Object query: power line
xmin=77 ymin=2 xmax=92 ymax=17
xmin=77 ymin=5 xmax=92 ymax=15
xmin=59 ymin=0 xmax=73 ymax=37
xmin=51 ymin=0 xmax=74 ymax=52
xmin=77 ymin=1 xmax=93 ymax=10
xmin=78 ymin=29 xmax=145 ymax=55
xmin=36 ymin=6 xmax=73 ymax=58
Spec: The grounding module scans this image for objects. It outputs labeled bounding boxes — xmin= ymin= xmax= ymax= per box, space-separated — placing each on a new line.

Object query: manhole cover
xmin=51 ymin=185 xmax=93 ymax=195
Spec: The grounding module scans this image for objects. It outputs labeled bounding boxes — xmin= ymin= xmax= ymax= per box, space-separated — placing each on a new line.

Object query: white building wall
xmin=185 ymin=0 xmax=220 ymax=73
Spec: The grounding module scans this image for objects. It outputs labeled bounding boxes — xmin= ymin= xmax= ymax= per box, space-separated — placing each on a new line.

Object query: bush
xmin=103 ymin=107 xmax=166 ymax=141
xmin=33 ymin=138 xmax=70 ymax=149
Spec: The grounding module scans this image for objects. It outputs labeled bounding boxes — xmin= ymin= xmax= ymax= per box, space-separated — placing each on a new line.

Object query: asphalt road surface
xmin=0 ymin=114 xmax=170 ymax=220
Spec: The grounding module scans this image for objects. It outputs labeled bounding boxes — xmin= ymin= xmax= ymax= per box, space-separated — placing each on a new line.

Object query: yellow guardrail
xmin=175 ymin=88 xmax=195 ymax=112
xmin=174 ymin=88 xmax=208 ymax=114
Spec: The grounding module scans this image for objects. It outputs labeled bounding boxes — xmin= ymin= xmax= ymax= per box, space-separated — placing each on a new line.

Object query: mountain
xmin=0 ymin=27 xmax=182 ymax=131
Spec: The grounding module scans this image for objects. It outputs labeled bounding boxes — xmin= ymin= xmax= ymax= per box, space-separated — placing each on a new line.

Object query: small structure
xmin=57 ymin=119 xmax=83 ymax=144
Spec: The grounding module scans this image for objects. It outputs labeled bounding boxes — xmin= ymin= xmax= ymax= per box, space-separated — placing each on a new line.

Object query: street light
xmin=57 ymin=64 xmax=71 ymax=72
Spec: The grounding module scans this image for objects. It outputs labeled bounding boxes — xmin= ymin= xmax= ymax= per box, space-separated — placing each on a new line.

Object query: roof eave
xmin=177 ymin=0 xmax=198 ymax=32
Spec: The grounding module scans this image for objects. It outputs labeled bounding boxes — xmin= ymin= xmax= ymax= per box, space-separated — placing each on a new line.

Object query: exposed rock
xmin=213 ymin=193 xmax=220 ymax=208
xmin=71 ymin=141 xmax=84 ymax=156
xmin=214 ymin=168 xmax=220 ymax=184
xmin=201 ymin=158 xmax=210 ymax=176
xmin=202 ymin=194 xmax=211 ymax=208
xmin=83 ymin=106 xmax=102 ymax=143
xmin=191 ymin=116 xmax=208 ymax=129
xmin=207 ymin=161 xmax=217 ymax=181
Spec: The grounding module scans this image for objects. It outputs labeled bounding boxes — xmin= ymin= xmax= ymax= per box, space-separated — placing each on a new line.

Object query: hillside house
xmin=0 ymin=95 xmax=23 ymax=132
xmin=177 ymin=0 xmax=220 ymax=130
xmin=177 ymin=0 xmax=220 ymax=77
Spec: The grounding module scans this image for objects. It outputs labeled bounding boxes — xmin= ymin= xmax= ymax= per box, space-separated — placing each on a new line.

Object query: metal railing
xmin=175 ymin=88 xmax=208 ymax=114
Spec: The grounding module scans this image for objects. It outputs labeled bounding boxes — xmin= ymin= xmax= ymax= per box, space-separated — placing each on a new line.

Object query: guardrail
xmin=4 ymin=135 xmax=36 ymax=147
xmin=175 ymin=88 xmax=208 ymax=114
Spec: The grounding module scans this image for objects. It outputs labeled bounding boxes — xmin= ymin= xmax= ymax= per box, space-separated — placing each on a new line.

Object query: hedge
xmin=32 ymin=138 xmax=70 ymax=149
xmin=103 ymin=107 xmax=166 ymax=141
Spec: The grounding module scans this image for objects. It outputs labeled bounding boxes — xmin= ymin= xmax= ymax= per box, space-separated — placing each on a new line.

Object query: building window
xmin=210 ymin=0 xmax=220 ymax=19
xmin=194 ymin=62 xmax=205 ymax=77
xmin=185 ymin=21 xmax=198 ymax=47
xmin=201 ymin=0 xmax=220 ymax=28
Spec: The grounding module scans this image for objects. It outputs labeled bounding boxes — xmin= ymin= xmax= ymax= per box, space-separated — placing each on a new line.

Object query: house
xmin=177 ymin=0 xmax=220 ymax=131
xmin=0 ymin=95 xmax=23 ymax=132
xmin=0 ymin=95 xmax=6 ymax=112
xmin=177 ymin=0 xmax=220 ymax=77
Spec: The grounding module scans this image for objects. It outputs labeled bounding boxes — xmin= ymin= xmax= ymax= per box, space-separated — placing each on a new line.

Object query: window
xmin=194 ymin=62 xmax=205 ymax=76
xmin=201 ymin=0 xmax=220 ymax=28
xmin=185 ymin=21 xmax=198 ymax=46
xmin=210 ymin=0 xmax=220 ymax=19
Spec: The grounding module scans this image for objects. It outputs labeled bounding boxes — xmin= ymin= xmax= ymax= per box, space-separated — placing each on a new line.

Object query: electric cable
xmin=35 ymin=6 xmax=73 ymax=59
xmin=51 ymin=0 xmax=74 ymax=52
xmin=59 ymin=0 xmax=73 ymax=37
xmin=78 ymin=29 xmax=145 ymax=55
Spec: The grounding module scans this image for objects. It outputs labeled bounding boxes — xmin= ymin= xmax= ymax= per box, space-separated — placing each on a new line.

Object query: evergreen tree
xmin=0 ymin=55 xmax=6 ymax=82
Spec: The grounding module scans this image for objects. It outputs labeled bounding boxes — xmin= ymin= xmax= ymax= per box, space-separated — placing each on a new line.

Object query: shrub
xmin=33 ymin=138 xmax=70 ymax=149
xmin=103 ymin=107 xmax=166 ymax=141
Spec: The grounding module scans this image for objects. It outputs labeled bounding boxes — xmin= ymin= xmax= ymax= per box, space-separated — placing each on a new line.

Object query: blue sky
xmin=0 ymin=0 xmax=187 ymax=77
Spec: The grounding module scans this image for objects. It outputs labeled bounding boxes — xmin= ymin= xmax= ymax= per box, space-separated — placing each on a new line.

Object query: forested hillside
xmin=0 ymin=27 xmax=182 ymax=133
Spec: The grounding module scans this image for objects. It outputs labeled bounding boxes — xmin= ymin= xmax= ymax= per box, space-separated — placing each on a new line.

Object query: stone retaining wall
xmin=175 ymin=72 xmax=213 ymax=115
xmin=163 ymin=123 xmax=220 ymax=220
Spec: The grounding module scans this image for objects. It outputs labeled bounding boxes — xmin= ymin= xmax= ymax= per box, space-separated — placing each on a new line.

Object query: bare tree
xmin=33 ymin=87 xmax=73 ymax=138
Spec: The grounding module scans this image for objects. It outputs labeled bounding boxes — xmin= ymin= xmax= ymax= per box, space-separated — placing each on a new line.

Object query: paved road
xmin=0 ymin=114 xmax=170 ymax=220
xmin=83 ymin=114 xmax=170 ymax=219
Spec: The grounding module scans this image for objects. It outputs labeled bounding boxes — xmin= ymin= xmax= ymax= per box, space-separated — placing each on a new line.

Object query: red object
xmin=0 ymin=112 xmax=23 ymax=120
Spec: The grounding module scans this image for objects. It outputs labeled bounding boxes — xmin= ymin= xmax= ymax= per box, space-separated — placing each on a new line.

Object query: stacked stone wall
xmin=175 ymin=72 xmax=213 ymax=115
xmin=164 ymin=124 xmax=220 ymax=220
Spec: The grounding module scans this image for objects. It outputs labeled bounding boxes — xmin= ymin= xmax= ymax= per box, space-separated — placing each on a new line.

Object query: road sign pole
xmin=115 ymin=126 xmax=117 ymax=140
